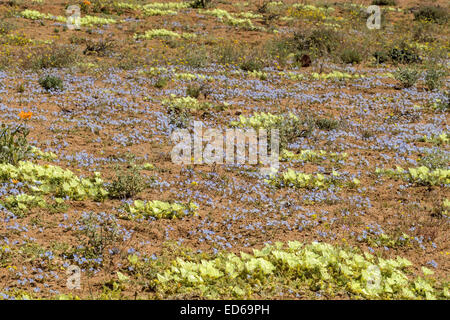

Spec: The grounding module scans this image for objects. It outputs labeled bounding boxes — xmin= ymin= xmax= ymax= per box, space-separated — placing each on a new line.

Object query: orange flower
xmin=19 ymin=111 xmax=32 ymax=120
xmin=11 ymin=179 xmax=18 ymax=184
xmin=83 ymin=0 xmax=91 ymax=5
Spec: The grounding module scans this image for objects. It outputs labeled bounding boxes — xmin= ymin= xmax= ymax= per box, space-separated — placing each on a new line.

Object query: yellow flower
xmin=19 ymin=111 xmax=32 ymax=120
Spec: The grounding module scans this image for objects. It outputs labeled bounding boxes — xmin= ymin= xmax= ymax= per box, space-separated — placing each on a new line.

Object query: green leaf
xmin=421 ymin=267 xmax=434 ymax=276
xmin=117 ymin=271 xmax=129 ymax=282
xmin=128 ymin=254 xmax=138 ymax=266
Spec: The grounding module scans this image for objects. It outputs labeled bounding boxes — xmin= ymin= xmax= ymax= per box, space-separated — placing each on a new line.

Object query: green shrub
xmin=294 ymin=27 xmax=341 ymax=57
xmin=315 ymin=117 xmax=340 ymax=131
xmin=419 ymin=149 xmax=449 ymax=170
xmin=412 ymin=22 xmax=436 ymax=43
xmin=371 ymin=0 xmax=396 ymax=5
xmin=186 ymin=84 xmax=201 ymax=98
xmin=167 ymin=101 xmax=191 ymax=129
xmin=116 ymin=51 xmax=140 ymax=70
xmin=38 ymin=75 xmax=64 ymax=91
xmin=387 ymin=42 xmax=420 ymax=64
xmin=76 ymin=212 xmax=121 ymax=259
xmin=265 ymin=38 xmax=296 ymax=67
xmin=373 ymin=51 xmax=389 ymax=64
xmin=183 ymin=46 xmax=210 ymax=68
xmin=90 ymin=0 xmax=116 ymax=14
xmin=428 ymin=93 xmax=449 ymax=112
xmin=389 ymin=47 xmax=419 ymax=64
xmin=340 ymin=48 xmax=362 ymax=65
xmin=16 ymin=83 xmax=25 ymax=93
xmin=69 ymin=34 xmax=87 ymax=45
xmin=83 ymin=38 xmax=115 ymax=56
xmin=394 ymin=67 xmax=420 ymax=88
xmin=425 ymin=68 xmax=445 ymax=91
xmin=190 ymin=0 xmax=214 ymax=9
xmin=154 ymin=77 xmax=170 ymax=89
xmin=107 ymin=166 xmax=147 ymax=199
xmin=414 ymin=6 xmax=448 ymax=24
xmin=28 ymin=45 xmax=79 ymax=70
xmin=0 ymin=123 xmax=32 ymax=165
xmin=280 ymin=115 xmax=314 ymax=150
xmin=0 ymin=20 xmax=15 ymax=35
xmin=214 ymin=42 xmax=242 ymax=65
xmin=240 ymin=58 xmax=263 ymax=72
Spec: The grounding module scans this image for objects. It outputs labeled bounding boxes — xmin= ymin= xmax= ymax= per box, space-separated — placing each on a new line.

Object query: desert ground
xmin=0 ymin=0 xmax=448 ymax=299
